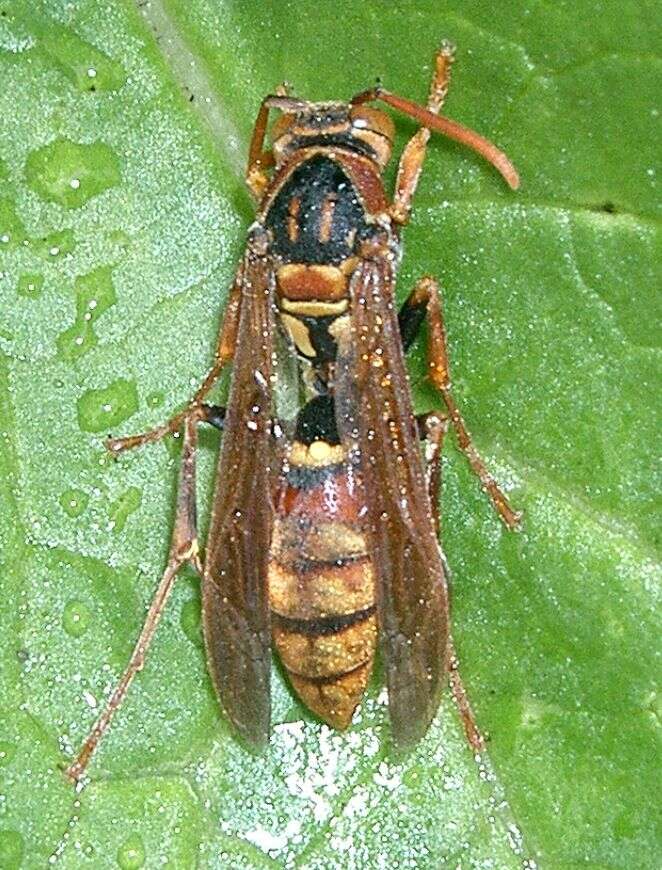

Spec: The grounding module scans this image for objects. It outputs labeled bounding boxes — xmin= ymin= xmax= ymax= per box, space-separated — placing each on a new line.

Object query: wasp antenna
xmin=359 ymin=88 xmax=519 ymax=190
xmin=350 ymin=86 xmax=380 ymax=106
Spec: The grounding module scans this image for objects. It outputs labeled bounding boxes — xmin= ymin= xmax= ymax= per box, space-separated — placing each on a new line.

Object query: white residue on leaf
xmin=276 ymin=722 xmax=349 ymax=823
xmin=244 ymin=819 xmax=302 ymax=853
xmin=372 ymin=761 xmax=401 ymax=791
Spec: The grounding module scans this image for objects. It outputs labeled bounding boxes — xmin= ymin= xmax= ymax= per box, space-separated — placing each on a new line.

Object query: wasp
xmin=66 ymin=46 xmax=521 ymax=782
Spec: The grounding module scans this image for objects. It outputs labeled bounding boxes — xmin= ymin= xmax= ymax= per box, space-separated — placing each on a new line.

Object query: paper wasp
xmin=66 ymin=45 xmax=521 ymax=782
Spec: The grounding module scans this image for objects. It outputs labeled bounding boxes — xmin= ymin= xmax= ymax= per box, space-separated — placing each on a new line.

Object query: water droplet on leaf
xmin=57 ymin=266 xmax=117 ymax=362
xmin=39 ymin=25 xmax=127 ymax=93
xmin=116 ymin=833 xmax=145 ymax=869
xmin=77 ymin=379 xmax=139 ymax=433
xmin=62 ymin=599 xmax=92 ymax=638
xmin=33 ymin=228 xmax=76 ymax=260
xmin=17 ymin=273 xmax=44 ymax=299
xmin=0 ymin=197 xmax=27 ymax=249
xmin=0 ymin=740 xmax=16 ymax=766
xmin=59 ymin=487 xmax=89 ymax=518
xmin=25 ymin=138 xmax=121 ymax=209
xmin=108 ymin=487 xmax=142 ymax=533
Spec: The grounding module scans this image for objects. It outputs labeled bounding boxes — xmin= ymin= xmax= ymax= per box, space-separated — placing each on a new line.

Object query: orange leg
xmin=408 ymin=276 xmax=521 ymax=529
xmin=391 ymin=43 xmax=455 ymax=225
xmin=418 ymin=411 xmax=449 ymax=534
xmin=352 ymin=45 xmax=518 ymax=191
xmin=246 ymin=99 xmax=275 ymax=200
xmin=66 ymin=412 xmax=205 ymax=783
xmin=419 ymin=411 xmax=485 ymax=753
xmin=107 ymin=274 xmax=242 ymax=456
xmin=245 ymin=83 xmax=291 ymax=200
xmin=448 ymin=646 xmax=486 ymax=753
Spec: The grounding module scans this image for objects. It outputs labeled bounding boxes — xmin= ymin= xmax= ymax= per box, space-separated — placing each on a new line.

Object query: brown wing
xmin=202 ymin=230 xmax=276 ymax=749
xmin=336 ymin=254 xmax=450 ymax=749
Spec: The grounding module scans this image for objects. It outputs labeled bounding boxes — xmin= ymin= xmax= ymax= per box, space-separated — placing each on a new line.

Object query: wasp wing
xmin=336 ymin=255 xmax=450 ymax=748
xmin=202 ymin=234 xmax=277 ymax=749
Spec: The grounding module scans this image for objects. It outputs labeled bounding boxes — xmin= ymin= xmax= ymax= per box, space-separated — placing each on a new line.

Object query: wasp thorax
xmin=271 ymin=101 xmax=393 ymax=170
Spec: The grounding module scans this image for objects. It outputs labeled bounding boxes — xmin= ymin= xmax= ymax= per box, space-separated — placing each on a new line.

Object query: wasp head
xmin=268 ymin=98 xmax=394 ymax=171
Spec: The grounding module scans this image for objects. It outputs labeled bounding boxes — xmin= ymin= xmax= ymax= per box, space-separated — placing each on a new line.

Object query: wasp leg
xmin=246 ymin=81 xmax=291 ymax=200
xmin=246 ymin=82 xmax=294 ymax=198
xmin=199 ymin=403 xmax=226 ymax=431
xmin=417 ymin=411 xmax=449 ymax=533
xmin=391 ymin=43 xmax=455 ymax=225
xmin=419 ymin=411 xmax=486 ymax=753
xmin=107 ymin=280 xmax=241 ymax=456
xmin=246 ymin=100 xmax=275 ymax=199
xmin=448 ymin=645 xmax=486 ymax=753
xmin=66 ymin=411 xmax=205 ymax=783
xmin=406 ymin=276 xmax=521 ymax=529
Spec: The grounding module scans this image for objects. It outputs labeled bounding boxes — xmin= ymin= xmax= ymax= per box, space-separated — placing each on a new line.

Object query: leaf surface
xmin=0 ymin=1 xmax=659 ymax=867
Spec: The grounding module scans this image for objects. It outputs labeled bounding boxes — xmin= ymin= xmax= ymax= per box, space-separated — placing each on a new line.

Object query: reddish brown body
xmin=259 ymin=146 xmax=390 ymax=727
xmin=269 ymin=445 xmax=377 ymax=728
xmin=66 ymin=48 xmax=520 ymax=783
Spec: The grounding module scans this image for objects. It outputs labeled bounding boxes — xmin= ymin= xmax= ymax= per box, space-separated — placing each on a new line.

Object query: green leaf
xmin=0 ymin=1 xmax=659 ymax=867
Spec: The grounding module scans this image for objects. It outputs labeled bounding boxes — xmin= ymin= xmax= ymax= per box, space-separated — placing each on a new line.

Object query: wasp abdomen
xmin=268 ymin=433 xmax=377 ymax=729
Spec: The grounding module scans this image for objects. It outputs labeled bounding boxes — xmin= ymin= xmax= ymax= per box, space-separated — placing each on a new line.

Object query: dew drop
xmin=146 ymin=391 xmax=164 ymax=408
xmin=0 ymin=829 xmax=24 ymax=869
xmin=75 ymin=266 xmax=117 ymax=322
xmin=164 ymin=432 xmax=181 ymax=459
xmin=57 ymin=321 xmax=96 ymax=362
xmin=39 ymin=26 xmax=127 ymax=93
xmin=62 ymin=599 xmax=92 ymax=638
xmin=77 ymin=379 xmax=139 ymax=433
xmin=108 ymin=486 xmax=142 ymax=533
xmin=116 ymin=833 xmax=146 ymax=869
xmin=57 ymin=266 xmax=117 ymax=362
xmin=108 ymin=228 xmax=130 ymax=248
xmin=33 ymin=228 xmax=76 ymax=260
xmin=25 ymin=138 xmax=121 ymax=209
xmin=17 ymin=273 xmax=44 ymax=299
xmin=59 ymin=487 xmax=89 ymax=518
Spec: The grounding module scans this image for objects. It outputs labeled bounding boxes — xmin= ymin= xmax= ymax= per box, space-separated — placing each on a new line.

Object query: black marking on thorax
xmin=265 ymin=155 xmax=368 ymax=264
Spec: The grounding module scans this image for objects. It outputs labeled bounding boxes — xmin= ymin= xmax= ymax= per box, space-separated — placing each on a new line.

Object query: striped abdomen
xmin=268 ymin=438 xmax=377 ymax=729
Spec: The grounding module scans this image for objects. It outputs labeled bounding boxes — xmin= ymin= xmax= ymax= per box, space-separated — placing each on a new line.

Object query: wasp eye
xmin=348 ymin=106 xmax=394 ymax=168
xmin=349 ymin=106 xmax=394 ymax=141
